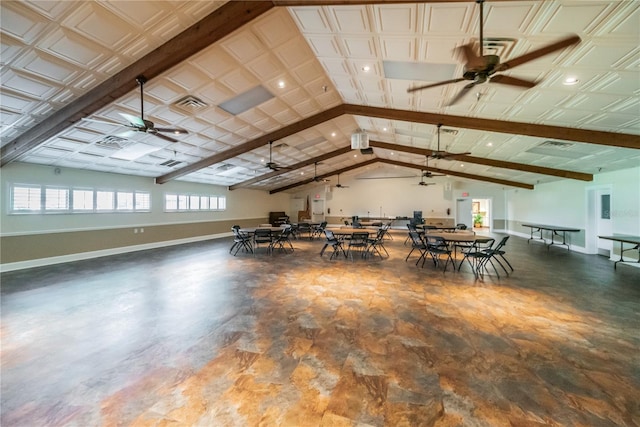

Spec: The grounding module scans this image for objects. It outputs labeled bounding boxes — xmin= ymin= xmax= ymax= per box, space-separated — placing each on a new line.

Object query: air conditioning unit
xmin=351 ymin=131 xmax=369 ymax=149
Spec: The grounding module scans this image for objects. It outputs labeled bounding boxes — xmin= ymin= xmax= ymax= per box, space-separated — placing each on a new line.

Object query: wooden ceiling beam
xmin=270 ymin=158 xmax=379 ymax=194
xmin=229 ymin=145 xmax=353 ymax=190
xmin=344 ymin=104 xmax=640 ymax=149
xmin=155 ymin=105 xmax=346 ymax=184
xmin=0 ymin=1 xmax=275 ymax=166
xmin=370 ymin=141 xmax=593 ymax=181
xmin=378 ymin=158 xmax=535 ymax=190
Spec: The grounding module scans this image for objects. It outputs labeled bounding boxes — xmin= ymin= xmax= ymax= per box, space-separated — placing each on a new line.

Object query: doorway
xmin=472 ymin=198 xmax=492 ymax=231
xmin=312 ymin=199 xmax=325 ymax=223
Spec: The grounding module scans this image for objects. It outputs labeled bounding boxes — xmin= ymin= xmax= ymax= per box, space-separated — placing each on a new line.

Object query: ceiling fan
xmin=335 ymin=174 xmax=349 ymax=188
xmin=417 ymin=173 xmax=436 ymax=187
xmin=422 ymin=156 xmax=446 ymax=178
xmin=265 ymin=141 xmax=292 ymax=171
xmin=312 ymin=162 xmax=330 ymax=183
xmin=431 ymin=124 xmax=470 ymax=159
xmin=407 ymin=0 xmax=581 ymax=105
xmin=117 ymin=76 xmax=188 ymax=142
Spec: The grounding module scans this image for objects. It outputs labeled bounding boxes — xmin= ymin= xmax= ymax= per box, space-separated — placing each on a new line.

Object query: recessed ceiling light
xmin=460 ymin=164 xmax=464 ymax=167
xmin=383 ymin=127 xmax=388 ymax=131
xmin=486 ymin=142 xmax=493 ymax=147
xmin=354 ymin=154 xmax=358 ymax=157
xmin=362 ymin=65 xmax=370 ymax=72
xmin=300 ymin=172 xmax=304 ymax=175
xmin=331 ymin=132 xmax=336 ymax=137
xmin=390 ymin=152 xmax=394 ymax=155
xmin=563 ymin=77 xmax=579 ymax=86
xmin=278 ymin=80 xmax=285 ymax=88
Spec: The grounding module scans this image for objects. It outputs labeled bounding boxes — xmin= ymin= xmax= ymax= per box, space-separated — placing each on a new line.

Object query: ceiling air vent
xmin=441 ymin=128 xmax=458 ymax=135
xmin=97 ymin=135 xmax=129 ymax=149
xmin=160 ymin=159 xmax=182 ymax=167
xmin=538 ymin=140 xmax=574 ymax=149
xmin=215 ymin=163 xmax=235 ymax=171
xmin=175 ymin=95 xmax=208 ymax=110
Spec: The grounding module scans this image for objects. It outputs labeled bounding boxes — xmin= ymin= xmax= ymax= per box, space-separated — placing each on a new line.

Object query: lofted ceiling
xmin=1 ymin=0 xmax=639 ymax=194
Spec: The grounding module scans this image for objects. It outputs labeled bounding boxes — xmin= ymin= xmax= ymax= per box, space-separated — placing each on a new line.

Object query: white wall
xmin=0 ymin=162 xmax=289 ymax=235
xmin=505 ymin=165 xmax=640 ymax=234
xmin=291 ymin=175 xmax=508 ymax=223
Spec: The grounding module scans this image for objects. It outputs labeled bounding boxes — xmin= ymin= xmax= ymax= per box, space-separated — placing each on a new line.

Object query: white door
xmin=312 ymin=199 xmax=325 ymax=223
xmin=596 ymin=191 xmax=612 ymax=255
xmin=456 ymin=198 xmax=473 ymax=229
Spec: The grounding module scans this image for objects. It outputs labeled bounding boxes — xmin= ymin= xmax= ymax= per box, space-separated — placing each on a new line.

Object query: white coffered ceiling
xmin=1 ymin=0 xmax=639 ymax=192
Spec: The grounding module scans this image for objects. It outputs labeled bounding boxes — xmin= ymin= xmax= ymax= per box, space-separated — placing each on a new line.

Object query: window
xmin=45 ymin=187 xmax=69 ymax=211
xmin=165 ymin=194 xmax=178 ymax=210
xmin=189 ymin=195 xmax=200 ymax=210
xmin=164 ymin=192 xmax=226 ymax=212
xmin=10 ymin=184 xmax=152 ymax=215
xmin=178 ymin=195 xmax=188 ymax=210
xmin=73 ymin=189 xmax=94 ymax=211
xmin=96 ymin=191 xmax=114 ymax=211
xmin=199 ymin=196 xmax=209 ymax=210
xmin=116 ymin=191 xmax=134 ymax=210
xmin=12 ymin=185 xmax=41 ymax=211
xmin=135 ymin=192 xmax=150 ymax=211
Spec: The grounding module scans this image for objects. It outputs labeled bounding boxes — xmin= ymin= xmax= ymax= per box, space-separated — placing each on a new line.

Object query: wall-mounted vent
xmin=160 ymin=159 xmax=182 ymax=167
xmin=175 ymin=95 xmax=208 ymax=110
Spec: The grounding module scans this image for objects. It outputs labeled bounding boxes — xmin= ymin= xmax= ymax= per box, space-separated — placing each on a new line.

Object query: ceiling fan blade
xmin=496 ymin=34 xmax=581 ymax=72
xmin=445 ymin=82 xmax=475 ymax=106
xmin=154 ymin=127 xmax=188 ymax=135
xmin=456 ymin=44 xmax=484 ymax=69
xmin=119 ymin=112 xmax=145 ymax=128
xmin=490 ymin=74 xmax=537 ymax=88
xmin=150 ymin=132 xmax=179 ymax=143
xmin=407 ymin=78 xmax=466 ymax=93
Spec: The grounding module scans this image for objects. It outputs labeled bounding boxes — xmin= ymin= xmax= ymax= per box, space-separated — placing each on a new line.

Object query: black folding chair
xmin=480 ymin=235 xmax=513 ymax=275
xmin=347 ymin=231 xmax=370 ymax=261
xmin=230 ymin=225 xmax=253 ymax=255
xmin=458 ymin=238 xmax=497 ymax=277
xmin=405 ymin=231 xmax=428 ymax=267
xmin=320 ymin=229 xmax=346 ymax=260
xmin=271 ymin=227 xmax=294 ymax=253
xmin=425 ymin=235 xmax=454 ymax=271
xmin=367 ymin=228 xmax=389 ymax=259
xmin=253 ymin=228 xmax=273 ymax=255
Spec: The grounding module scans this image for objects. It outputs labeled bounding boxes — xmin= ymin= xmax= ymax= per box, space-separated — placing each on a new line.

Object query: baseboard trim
xmin=0 ymin=232 xmax=232 ymax=273
xmin=508 ymin=231 xmax=587 ymax=254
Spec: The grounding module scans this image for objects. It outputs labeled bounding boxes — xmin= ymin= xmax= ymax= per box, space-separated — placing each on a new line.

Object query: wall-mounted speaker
xmin=351 ymin=132 xmax=369 ymax=149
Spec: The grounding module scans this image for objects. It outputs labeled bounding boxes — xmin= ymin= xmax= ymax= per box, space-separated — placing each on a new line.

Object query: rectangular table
xmin=598 ymin=235 xmax=640 ymax=269
xmin=522 ymin=224 xmax=580 ymax=251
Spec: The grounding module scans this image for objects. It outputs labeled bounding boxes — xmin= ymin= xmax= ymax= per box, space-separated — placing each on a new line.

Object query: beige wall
xmin=0 ymin=163 xmax=288 ymax=268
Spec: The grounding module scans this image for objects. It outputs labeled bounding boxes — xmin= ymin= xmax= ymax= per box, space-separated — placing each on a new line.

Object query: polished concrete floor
xmin=1 ymin=231 xmax=639 ymax=426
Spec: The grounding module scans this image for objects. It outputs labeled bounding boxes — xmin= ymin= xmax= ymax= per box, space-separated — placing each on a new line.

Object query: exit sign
xmin=462 ymin=192 xmax=469 ymax=197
